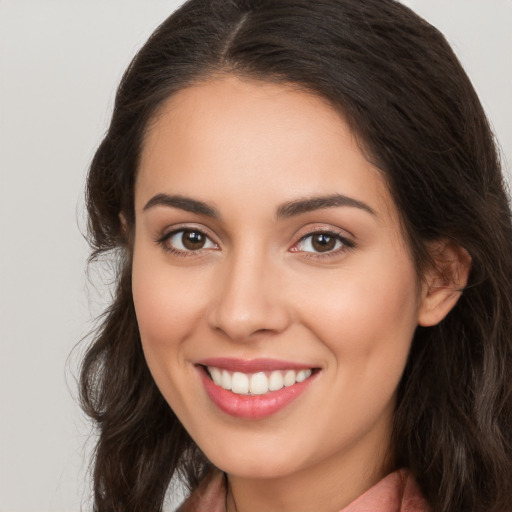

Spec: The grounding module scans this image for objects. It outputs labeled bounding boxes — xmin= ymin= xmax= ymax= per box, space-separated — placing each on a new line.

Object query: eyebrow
xmin=143 ymin=193 xmax=219 ymax=217
xmin=142 ymin=192 xmax=375 ymax=219
xmin=276 ymin=193 xmax=376 ymax=219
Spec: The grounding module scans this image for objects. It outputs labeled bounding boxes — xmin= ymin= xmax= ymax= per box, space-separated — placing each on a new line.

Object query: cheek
xmin=131 ymin=250 xmax=212 ymax=423
xmin=298 ymin=253 xmax=420 ymax=383
xmin=296 ymin=263 xmax=419 ymax=445
xmin=131 ymin=248 xmax=208 ymax=367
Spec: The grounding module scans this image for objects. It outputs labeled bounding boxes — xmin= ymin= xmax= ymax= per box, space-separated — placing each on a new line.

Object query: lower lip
xmin=198 ymin=366 xmax=318 ymax=419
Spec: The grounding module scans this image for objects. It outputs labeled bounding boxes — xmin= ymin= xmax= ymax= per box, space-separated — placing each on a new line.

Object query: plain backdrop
xmin=0 ymin=1 xmax=510 ymax=511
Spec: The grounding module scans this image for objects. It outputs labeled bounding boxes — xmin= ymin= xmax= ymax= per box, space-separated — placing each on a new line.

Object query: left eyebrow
xmin=276 ymin=193 xmax=376 ymax=220
xmin=142 ymin=193 xmax=219 ymax=217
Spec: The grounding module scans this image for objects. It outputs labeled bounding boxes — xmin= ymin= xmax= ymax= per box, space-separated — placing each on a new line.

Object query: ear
xmin=119 ymin=212 xmax=128 ymax=233
xmin=418 ymin=239 xmax=472 ymax=327
xmin=118 ymin=212 xmax=132 ymax=246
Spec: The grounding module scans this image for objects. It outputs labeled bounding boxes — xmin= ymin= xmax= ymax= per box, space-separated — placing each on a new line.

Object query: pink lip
xmin=196 ymin=363 xmax=319 ymax=420
xmin=197 ymin=357 xmax=313 ymax=373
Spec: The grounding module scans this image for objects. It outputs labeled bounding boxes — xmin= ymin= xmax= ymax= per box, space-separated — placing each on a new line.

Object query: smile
xmin=196 ymin=359 xmax=319 ymax=419
xmin=207 ymin=367 xmax=313 ymax=395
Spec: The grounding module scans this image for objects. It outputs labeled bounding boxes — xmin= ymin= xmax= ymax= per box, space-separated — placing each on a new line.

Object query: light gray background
xmin=0 ymin=1 xmax=510 ymax=511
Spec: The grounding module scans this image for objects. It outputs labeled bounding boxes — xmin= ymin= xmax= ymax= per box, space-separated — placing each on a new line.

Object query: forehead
xmin=136 ymin=75 xmax=394 ymax=221
xmin=140 ymin=75 xmax=348 ymax=171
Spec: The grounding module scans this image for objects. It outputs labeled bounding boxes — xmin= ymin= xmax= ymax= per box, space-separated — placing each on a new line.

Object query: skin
xmin=131 ymin=75 xmax=465 ymax=512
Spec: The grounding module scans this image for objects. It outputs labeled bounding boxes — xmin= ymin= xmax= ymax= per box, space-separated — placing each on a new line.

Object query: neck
xmin=226 ymin=436 xmax=394 ymax=512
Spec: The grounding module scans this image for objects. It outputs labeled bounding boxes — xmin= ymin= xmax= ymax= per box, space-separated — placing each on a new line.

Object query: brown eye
xmin=164 ymin=229 xmax=217 ymax=253
xmin=311 ymin=233 xmax=336 ymax=252
xmin=182 ymin=230 xmax=206 ymax=250
xmin=295 ymin=231 xmax=351 ymax=255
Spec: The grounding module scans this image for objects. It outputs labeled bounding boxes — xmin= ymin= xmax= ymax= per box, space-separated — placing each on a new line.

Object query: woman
xmin=80 ymin=0 xmax=512 ymax=511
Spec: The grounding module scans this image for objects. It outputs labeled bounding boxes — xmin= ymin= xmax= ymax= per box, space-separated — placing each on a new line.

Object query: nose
xmin=207 ymin=249 xmax=291 ymax=342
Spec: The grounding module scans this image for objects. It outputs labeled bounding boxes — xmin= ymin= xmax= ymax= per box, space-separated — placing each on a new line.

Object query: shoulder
xmin=175 ymin=470 xmax=226 ymax=512
xmin=340 ymin=469 xmax=430 ymax=512
xmin=400 ymin=469 xmax=430 ymax=512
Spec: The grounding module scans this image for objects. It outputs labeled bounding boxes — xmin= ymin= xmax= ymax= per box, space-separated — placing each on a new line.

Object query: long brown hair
xmin=80 ymin=1 xmax=512 ymax=510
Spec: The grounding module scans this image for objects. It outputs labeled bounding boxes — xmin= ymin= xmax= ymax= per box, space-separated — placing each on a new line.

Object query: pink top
xmin=177 ymin=468 xmax=430 ymax=512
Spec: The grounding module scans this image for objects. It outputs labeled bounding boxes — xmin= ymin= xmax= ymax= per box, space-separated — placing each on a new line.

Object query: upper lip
xmin=196 ymin=357 xmax=316 ymax=373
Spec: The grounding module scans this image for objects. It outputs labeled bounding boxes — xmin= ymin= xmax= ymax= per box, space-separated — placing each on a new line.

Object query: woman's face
xmin=132 ymin=76 xmax=426 ymax=483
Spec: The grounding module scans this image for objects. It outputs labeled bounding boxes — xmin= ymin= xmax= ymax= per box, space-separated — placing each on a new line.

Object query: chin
xmin=199 ymin=433 xmax=306 ymax=479
xmin=213 ymin=455 xmax=301 ymax=480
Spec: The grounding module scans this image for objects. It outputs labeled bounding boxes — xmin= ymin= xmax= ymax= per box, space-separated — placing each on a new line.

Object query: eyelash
xmin=156 ymin=227 xmax=355 ymax=259
xmin=156 ymin=227 xmax=219 ymax=258
xmin=293 ymin=230 xmax=355 ymax=259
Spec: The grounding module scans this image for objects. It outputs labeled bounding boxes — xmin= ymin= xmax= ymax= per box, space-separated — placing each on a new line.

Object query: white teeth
xmin=210 ymin=367 xmax=222 ymax=386
xmin=207 ymin=366 xmax=313 ymax=395
xmin=221 ymin=370 xmax=232 ymax=390
xmin=231 ymin=372 xmax=249 ymax=394
xmin=268 ymin=371 xmax=284 ymax=391
xmin=283 ymin=370 xmax=296 ymax=387
xmin=249 ymin=372 xmax=268 ymax=395
xmin=296 ymin=369 xmax=311 ymax=382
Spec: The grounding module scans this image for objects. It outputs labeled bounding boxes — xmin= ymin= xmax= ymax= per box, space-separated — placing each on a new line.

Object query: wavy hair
xmin=80 ymin=1 xmax=512 ymax=510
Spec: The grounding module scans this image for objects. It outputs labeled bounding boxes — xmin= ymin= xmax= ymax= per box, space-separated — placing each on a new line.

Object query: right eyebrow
xmin=142 ymin=193 xmax=219 ymax=218
xmin=276 ymin=193 xmax=376 ymax=220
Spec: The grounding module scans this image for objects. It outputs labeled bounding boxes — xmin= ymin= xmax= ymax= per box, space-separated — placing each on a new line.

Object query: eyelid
xmin=289 ymin=225 xmax=355 ymax=257
xmin=155 ymin=224 xmax=220 ymax=256
xmin=154 ymin=223 xmax=355 ymax=259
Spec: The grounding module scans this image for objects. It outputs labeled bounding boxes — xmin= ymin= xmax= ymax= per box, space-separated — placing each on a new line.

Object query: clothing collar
xmin=177 ymin=468 xmax=429 ymax=512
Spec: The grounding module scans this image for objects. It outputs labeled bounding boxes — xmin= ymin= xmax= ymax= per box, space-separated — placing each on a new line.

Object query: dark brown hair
xmin=80 ymin=1 xmax=512 ymax=510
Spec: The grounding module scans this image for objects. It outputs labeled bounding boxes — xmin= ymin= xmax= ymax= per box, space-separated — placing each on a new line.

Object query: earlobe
xmin=119 ymin=212 xmax=127 ymax=233
xmin=418 ymin=240 xmax=472 ymax=327
xmin=118 ymin=212 xmax=132 ymax=246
